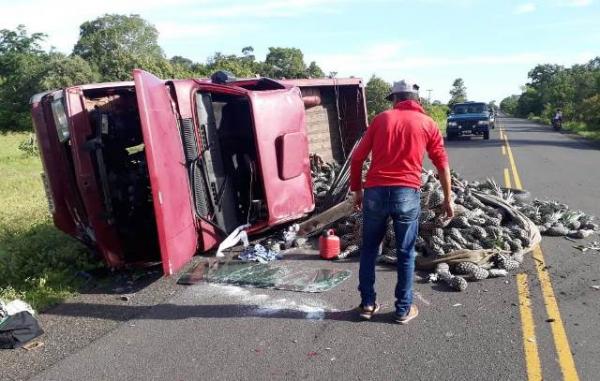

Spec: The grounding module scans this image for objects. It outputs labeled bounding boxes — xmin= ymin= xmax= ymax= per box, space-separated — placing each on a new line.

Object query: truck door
xmin=133 ymin=70 xmax=199 ymax=275
xmin=249 ymin=88 xmax=314 ymax=224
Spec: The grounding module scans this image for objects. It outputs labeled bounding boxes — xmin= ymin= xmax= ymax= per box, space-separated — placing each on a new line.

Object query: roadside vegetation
xmin=500 ymin=58 xmax=600 ymax=141
xmin=0 ymin=132 xmax=99 ymax=310
xmin=365 ymin=75 xmax=449 ymax=132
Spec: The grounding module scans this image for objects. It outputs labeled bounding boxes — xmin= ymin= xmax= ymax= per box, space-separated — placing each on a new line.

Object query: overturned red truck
xmin=31 ymin=70 xmax=367 ymax=275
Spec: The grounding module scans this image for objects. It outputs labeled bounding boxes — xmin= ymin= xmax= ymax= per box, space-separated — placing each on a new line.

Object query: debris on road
xmin=517 ymin=199 xmax=598 ymax=238
xmin=0 ymin=310 xmax=44 ymax=350
xmin=22 ymin=341 xmax=44 ymax=351
xmin=239 ymin=244 xmax=280 ymax=263
xmin=324 ymin=168 xmax=598 ymax=292
xmin=1 ymin=299 xmax=35 ymax=318
xmin=573 ymin=241 xmax=600 ymax=252
xmin=311 ymin=153 xmax=340 ymax=207
xmin=178 ymin=261 xmax=351 ymax=293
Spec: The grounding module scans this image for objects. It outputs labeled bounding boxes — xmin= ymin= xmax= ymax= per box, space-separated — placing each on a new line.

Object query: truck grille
xmin=180 ymin=118 xmax=211 ymax=218
xmin=458 ymin=120 xmax=477 ymax=129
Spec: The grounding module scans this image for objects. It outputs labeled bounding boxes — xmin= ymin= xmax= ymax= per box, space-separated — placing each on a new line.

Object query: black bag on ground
xmin=0 ymin=311 xmax=44 ymax=349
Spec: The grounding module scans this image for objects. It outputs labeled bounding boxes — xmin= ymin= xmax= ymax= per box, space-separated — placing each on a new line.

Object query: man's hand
xmin=353 ymin=190 xmax=363 ymax=211
xmin=438 ymin=167 xmax=454 ymax=220
xmin=442 ymin=199 xmax=454 ymax=220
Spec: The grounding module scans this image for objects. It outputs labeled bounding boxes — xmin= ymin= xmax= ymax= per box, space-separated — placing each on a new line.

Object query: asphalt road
xmin=6 ymin=117 xmax=600 ymax=381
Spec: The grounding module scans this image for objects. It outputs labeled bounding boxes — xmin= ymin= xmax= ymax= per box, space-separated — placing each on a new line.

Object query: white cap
xmin=386 ymin=80 xmax=420 ymax=100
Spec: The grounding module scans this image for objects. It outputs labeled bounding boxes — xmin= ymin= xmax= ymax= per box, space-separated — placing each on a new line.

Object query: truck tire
xmin=447 ymin=132 xmax=455 ymax=141
xmin=483 ymin=131 xmax=490 ymax=140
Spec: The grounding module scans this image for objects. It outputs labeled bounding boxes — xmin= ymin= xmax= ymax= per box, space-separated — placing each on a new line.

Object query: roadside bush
xmin=0 ymin=132 xmax=101 ymax=310
xmin=424 ymin=103 xmax=449 ymax=132
xmin=578 ymin=95 xmax=600 ymax=130
xmin=17 ymin=134 xmax=38 ymax=156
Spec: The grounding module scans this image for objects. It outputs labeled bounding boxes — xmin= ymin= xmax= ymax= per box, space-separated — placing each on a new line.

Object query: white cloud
xmin=310 ymin=46 xmax=549 ymax=75
xmin=0 ymin=0 xmax=343 ymax=53
xmin=191 ymin=0 xmax=342 ymax=18
xmin=514 ymin=3 xmax=537 ymax=14
xmin=155 ymin=22 xmax=230 ymax=41
xmin=307 ymin=42 xmax=595 ymax=101
xmin=0 ymin=0 xmax=200 ymax=52
xmin=556 ymin=0 xmax=593 ymax=6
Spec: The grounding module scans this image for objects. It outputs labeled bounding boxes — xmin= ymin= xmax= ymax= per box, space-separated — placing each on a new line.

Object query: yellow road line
xmin=503 ymin=131 xmax=523 ymax=189
xmin=503 ymin=127 xmax=580 ymax=381
xmin=503 ymin=168 xmax=512 ymax=188
xmin=502 ymin=135 xmax=540 ymax=380
xmin=532 ymin=247 xmax=581 ymax=381
xmin=516 ymin=273 xmax=543 ymax=381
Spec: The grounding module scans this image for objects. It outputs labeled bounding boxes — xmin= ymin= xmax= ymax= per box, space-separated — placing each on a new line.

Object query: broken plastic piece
xmin=216 ymin=224 xmax=251 ymax=257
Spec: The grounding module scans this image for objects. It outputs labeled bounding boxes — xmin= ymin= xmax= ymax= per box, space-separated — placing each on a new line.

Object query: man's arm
xmin=437 ymin=166 xmax=454 ymax=219
xmin=426 ymin=124 xmax=454 ymax=219
xmin=350 ymin=116 xmax=378 ymax=209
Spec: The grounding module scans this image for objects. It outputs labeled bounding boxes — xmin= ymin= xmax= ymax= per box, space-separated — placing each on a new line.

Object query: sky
xmin=1 ymin=0 xmax=599 ymax=102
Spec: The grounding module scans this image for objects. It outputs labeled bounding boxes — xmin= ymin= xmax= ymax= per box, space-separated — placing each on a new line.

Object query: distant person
xmin=350 ymin=80 xmax=453 ymax=324
xmin=552 ymin=108 xmax=563 ymax=130
xmin=553 ymin=109 xmax=563 ymax=122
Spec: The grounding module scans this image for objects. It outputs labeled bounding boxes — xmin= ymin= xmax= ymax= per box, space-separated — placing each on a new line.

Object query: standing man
xmin=350 ymin=80 xmax=453 ymax=324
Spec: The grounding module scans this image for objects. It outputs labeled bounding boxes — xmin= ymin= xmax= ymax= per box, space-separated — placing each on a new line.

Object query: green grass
xmin=424 ymin=103 xmax=448 ymax=134
xmin=0 ymin=132 xmax=100 ymax=311
xmin=563 ymin=121 xmax=600 ymax=141
xmin=528 ymin=116 xmax=546 ymax=123
xmin=527 ymin=115 xmax=600 ymax=141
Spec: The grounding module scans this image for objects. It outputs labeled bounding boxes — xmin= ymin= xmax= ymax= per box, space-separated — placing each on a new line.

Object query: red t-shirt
xmin=350 ymin=100 xmax=449 ymax=191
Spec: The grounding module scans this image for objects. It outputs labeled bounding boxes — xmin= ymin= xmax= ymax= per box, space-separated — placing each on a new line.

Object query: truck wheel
xmin=447 ymin=133 xmax=455 ymax=141
xmin=483 ymin=131 xmax=490 ymax=140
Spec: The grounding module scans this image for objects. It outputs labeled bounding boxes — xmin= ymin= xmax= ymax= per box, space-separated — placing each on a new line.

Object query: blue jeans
xmin=358 ymin=186 xmax=420 ymax=316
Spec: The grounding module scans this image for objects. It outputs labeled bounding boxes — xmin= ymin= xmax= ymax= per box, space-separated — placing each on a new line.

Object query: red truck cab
xmin=31 ymin=70 xmax=366 ymax=275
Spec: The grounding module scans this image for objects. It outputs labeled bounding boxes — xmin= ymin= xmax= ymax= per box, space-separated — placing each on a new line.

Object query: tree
xmin=528 ymin=64 xmax=564 ymax=90
xmin=306 ymin=61 xmax=325 ymax=78
xmin=0 ymin=26 xmax=99 ymax=131
xmin=241 ymin=46 xmax=255 ymax=61
xmin=365 ymin=75 xmax=391 ymax=121
xmin=500 ymin=95 xmax=520 ymax=115
xmin=516 ymin=86 xmax=543 ymax=117
xmin=448 ymin=78 xmax=467 ymax=106
xmin=0 ymin=26 xmax=49 ymax=130
xmin=170 ymin=55 xmax=194 ymax=70
xmin=73 ymin=14 xmax=167 ymax=81
xmin=0 ymin=25 xmax=46 ymax=56
xmin=263 ymin=47 xmax=308 ymax=79
xmin=206 ymin=51 xmax=256 ymax=77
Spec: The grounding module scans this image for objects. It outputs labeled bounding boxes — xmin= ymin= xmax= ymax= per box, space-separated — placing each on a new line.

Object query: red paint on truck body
xmin=133 ymin=70 xmax=199 ymax=275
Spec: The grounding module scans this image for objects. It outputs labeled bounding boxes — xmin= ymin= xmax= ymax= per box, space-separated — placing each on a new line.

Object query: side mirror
xmin=446 ymin=110 xmax=451 ymax=116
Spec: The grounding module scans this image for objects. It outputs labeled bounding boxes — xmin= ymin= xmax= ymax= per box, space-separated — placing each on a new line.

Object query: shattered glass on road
xmin=178 ymin=261 xmax=351 ymax=293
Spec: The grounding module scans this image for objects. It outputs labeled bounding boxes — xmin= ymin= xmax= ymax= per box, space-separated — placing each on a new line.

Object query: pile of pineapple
xmin=310 ymin=153 xmax=340 ymax=204
xmin=332 ymin=170 xmax=598 ymax=291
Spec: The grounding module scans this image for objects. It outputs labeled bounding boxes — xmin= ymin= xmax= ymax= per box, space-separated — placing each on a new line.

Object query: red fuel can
xmin=319 ymin=229 xmax=341 ymax=259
